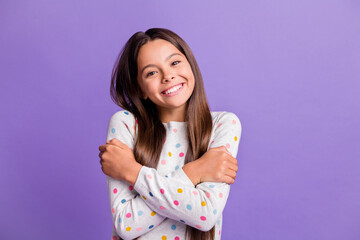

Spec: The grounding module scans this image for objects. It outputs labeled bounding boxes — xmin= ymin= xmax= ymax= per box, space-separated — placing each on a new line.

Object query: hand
xmin=183 ymin=146 xmax=238 ymax=185
xmin=98 ymin=138 xmax=142 ymax=185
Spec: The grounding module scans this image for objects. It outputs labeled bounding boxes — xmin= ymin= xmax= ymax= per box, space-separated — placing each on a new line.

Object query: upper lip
xmin=161 ymin=83 xmax=184 ymax=93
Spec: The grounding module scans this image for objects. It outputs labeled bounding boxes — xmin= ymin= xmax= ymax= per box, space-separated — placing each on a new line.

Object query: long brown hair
xmin=110 ymin=28 xmax=214 ymax=240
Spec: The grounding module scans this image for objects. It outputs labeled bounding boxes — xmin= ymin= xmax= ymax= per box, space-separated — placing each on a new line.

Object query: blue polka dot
xmin=121 ymin=199 xmax=126 ymax=204
xmin=149 ymin=225 xmax=154 ymax=229
xmin=217 ymin=219 xmax=221 ymax=225
xmin=124 ymin=111 xmax=129 ymax=115
xmin=149 ymin=192 xmax=153 ymax=197
xmin=119 ymin=217 xmax=122 ymax=223
xmin=209 ymin=184 xmax=215 ymax=188
xmin=138 ymin=211 xmax=143 ymax=216
xmin=175 ymin=165 xmax=179 ymax=170
xmin=180 ymin=220 xmax=185 ymax=223
xmin=171 ymin=224 xmax=176 ymax=230
xmin=213 ymin=209 xmax=217 ymax=215
xmin=111 ymin=128 xmax=115 ymax=133
xmin=165 ymin=175 xmax=168 ymax=178
xmin=186 ymin=204 xmax=192 ymax=210
xmin=176 ymin=143 xmax=181 ymax=148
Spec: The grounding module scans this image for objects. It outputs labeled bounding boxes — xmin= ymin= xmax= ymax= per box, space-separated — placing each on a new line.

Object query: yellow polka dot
xmin=177 ymin=188 xmax=183 ymax=193
xmin=126 ymin=227 xmax=131 ymax=231
xmin=234 ymin=136 xmax=238 ymax=141
xmin=142 ymin=196 xmax=146 ymax=200
xmin=151 ymin=211 xmax=156 ymax=216
xmin=201 ymin=201 xmax=206 ymax=206
xmin=161 ymin=236 xmax=167 ymax=240
xmin=168 ymin=152 xmax=172 ymax=157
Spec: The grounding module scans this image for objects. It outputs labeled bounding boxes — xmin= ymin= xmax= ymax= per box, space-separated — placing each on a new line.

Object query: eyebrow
xmin=140 ymin=53 xmax=182 ymax=75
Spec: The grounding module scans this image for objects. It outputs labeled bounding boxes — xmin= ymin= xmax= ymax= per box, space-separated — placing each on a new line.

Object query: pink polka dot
xmin=126 ymin=213 xmax=131 ymax=218
xmin=196 ymin=224 xmax=202 ymax=229
xmin=206 ymin=192 xmax=210 ymax=198
xmin=179 ymin=152 xmax=184 ymax=157
xmin=232 ymin=119 xmax=236 ymax=124
xmin=175 ymin=237 xmax=180 ymax=240
xmin=160 ymin=206 xmax=166 ymax=210
xmin=200 ymin=216 xmax=206 ymax=221
xmin=136 ymin=119 xmax=138 ymax=124
xmin=136 ymin=227 xmax=142 ymax=232
xmin=173 ymin=128 xmax=178 ymax=133
xmin=219 ymin=230 xmax=221 ymax=235
xmin=129 ymin=185 xmax=134 ymax=191
xmin=160 ymin=188 xmax=165 ymax=194
xmin=192 ymin=191 xmax=198 ymax=195
xmin=161 ymin=160 xmax=166 ymax=165
xmin=174 ymin=200 xmax=179 ymax=206
xmin=112 ymin=236 xmax=117 ymax=240
xmin=147 ymin=174 xmax=152 ymax=179
xmin=211 ymin=140 xmax=214 ymax=144
xmin=226 ymin=143 xmax=230 ymax=149
xmin=217 ymin=123 xmax=222 ymax=128
xmin=219 ymin=193 xmax=223 ymax=198
xmin=111 ymin=208 xmax=115 ymax=214
xmin=113 ymin=188 xmax=118 ymax=194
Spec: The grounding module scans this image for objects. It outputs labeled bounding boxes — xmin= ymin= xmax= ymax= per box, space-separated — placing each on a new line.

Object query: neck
xmin=157 ymin=104 xmax=187 ymax=123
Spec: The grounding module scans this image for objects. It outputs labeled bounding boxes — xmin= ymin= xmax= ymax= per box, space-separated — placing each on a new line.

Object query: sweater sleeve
xmin=133 ymin=111 xmax=242 ymax=231
xmin=105 ymin=110 xmax=166 ymax=240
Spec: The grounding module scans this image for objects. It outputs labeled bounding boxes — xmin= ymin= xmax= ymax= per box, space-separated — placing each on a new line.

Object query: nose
xmin=162 ymin=68 xmax=175 ymax=83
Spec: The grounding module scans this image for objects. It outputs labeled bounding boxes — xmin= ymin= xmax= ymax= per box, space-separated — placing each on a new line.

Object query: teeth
xmin=163 ymin=84 xmax=182 ymax=94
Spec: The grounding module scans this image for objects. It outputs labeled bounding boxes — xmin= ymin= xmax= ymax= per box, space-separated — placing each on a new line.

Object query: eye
xmin=172 ymin=61 xmax=180 ymax=66
xmin=146 ymin=71 xmax=156 ymax=78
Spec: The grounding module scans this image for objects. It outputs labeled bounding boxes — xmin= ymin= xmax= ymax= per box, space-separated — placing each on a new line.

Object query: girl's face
xmin=137 ymin=39 xmax=195 ymax=120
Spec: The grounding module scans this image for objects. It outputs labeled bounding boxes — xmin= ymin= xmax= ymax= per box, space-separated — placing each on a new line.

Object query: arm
xmin=104 ymin=111 xmax=167 ymax=240
xmin=133 ymin=112 xmax=242 ymax=231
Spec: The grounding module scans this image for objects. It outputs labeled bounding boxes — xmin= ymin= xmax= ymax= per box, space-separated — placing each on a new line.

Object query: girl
xmin=99 ymin=28 xmax=242 ymax=240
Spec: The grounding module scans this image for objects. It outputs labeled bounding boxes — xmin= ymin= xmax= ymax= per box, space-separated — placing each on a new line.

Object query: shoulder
xmin=109 ymin=110 xmax=136 ymax=123
xmin=108 ymin=110 xmax=137 ymax=132
xmin=210 ymin=111 xmax=242 ymax=129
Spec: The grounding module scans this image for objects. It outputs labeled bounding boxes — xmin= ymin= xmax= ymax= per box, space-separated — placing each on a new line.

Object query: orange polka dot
xmin=201 ymin=201 xmax=206 ymax=206
xmin=126 ymin=227 xmax=131 ymax=231
xmin=151 ymin=211 xmax=156 ymax=216
xmin=142 ymin=196 xmax=146 ymax=200
xmin=234 ymin=136 xmax=238 ymax=141
xmin=161 ymin=236 xmax=167 ymax=240
xmin=177 ymin=188 xmax=183 ymax=193
xmin=168 ymin=152 xmax=172 ymax=157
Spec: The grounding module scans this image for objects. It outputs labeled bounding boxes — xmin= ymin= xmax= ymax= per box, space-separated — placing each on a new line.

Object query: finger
xmin=223 ymin=175 xmax=235 ymax=185
xmin=225 ymin=168 xmax=237 ymax=179
xmin=98 ymin=144 xmax=107 ymax=151
xmin=107 ymin=138 xmax=128 ymax=149
xmin=224 ymin=154 xmax=237 ymax=165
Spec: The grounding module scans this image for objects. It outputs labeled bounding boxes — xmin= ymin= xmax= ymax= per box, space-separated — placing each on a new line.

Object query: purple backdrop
xmin=1 ymin=0 xmax=359 ymax=239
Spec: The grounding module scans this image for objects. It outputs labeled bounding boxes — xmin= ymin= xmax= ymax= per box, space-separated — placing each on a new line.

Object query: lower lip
xmin=161 ymin=83 xmax=184 ymax=97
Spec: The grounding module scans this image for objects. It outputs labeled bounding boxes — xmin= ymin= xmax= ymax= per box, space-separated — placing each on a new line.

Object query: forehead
xmin=137 ymin=39 xmax=182 ymax=65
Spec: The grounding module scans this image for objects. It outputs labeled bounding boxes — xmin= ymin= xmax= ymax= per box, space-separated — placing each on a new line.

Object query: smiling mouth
xmin=161 ymin=83 xmax=184 ymax=96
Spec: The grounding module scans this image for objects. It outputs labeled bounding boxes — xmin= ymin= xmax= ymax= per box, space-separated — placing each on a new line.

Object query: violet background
xmin=1 ymin=0 xmax=359 ymax=239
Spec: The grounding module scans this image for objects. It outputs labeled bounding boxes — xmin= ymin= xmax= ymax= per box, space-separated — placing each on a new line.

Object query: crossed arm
xmin=99 ymin=110 xmax=242 ymax=239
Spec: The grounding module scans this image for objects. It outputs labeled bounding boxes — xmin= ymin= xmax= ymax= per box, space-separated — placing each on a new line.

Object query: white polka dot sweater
xmin=106 ymin=110 xmax=242 ymax=240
